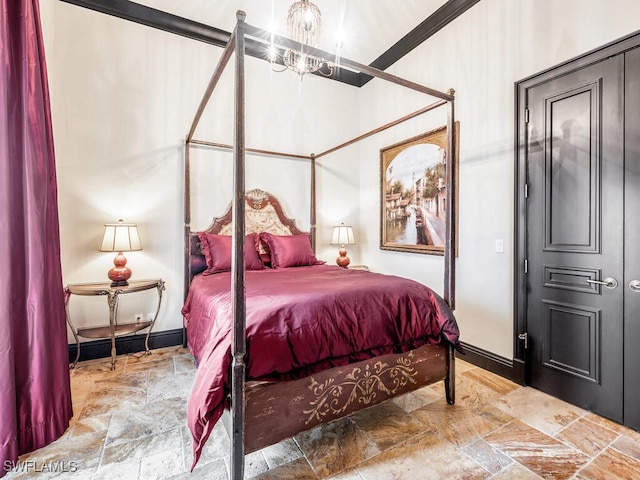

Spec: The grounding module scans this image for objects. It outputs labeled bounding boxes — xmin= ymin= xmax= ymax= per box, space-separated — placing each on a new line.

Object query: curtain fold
xmin=0 ymin=0 xmax=73 ymax=476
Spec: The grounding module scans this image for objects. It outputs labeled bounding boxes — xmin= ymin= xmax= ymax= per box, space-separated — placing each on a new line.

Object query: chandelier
xmin=281 ymin=0 xmax=333 ymax=77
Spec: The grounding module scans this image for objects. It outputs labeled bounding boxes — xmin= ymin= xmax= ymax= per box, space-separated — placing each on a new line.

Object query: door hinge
xmin=524 ymin=183 xmax=529 ymax=198
xmin=524 ymin=108 xmax=530 ymax=123
xmin=518 ymin=332 xmax=528 ymax=349
xmin=524 ymin=259 xmax=528 ymax=274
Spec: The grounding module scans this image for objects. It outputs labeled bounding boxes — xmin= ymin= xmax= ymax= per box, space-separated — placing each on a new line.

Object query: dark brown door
xmin=526 ymin=55 xmax=625 ymax=422
xmin=624 ymin=46 xmax=640 ymax=430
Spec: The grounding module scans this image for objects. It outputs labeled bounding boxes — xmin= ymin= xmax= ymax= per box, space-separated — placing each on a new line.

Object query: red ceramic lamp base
xmin=336 ymin=246 xmax=350 ymax=268
xmin=108 ymin=251 xmax=132 ymax=287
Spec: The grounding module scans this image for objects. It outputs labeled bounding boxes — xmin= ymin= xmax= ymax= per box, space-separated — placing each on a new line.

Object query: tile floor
xmin=4 ymin=346 xmax=640 ymax=479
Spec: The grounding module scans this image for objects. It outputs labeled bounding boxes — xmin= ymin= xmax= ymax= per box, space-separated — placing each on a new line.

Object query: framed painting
xmin=380 ymin=123 xmax=459 ymax=255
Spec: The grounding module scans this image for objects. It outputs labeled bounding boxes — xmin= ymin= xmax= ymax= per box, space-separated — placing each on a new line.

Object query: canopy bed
xmin=183 ymin=11 xmax=458 ymax=478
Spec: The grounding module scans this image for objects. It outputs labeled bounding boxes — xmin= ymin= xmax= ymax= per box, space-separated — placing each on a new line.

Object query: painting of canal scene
xmin=380 ymin=125 xmax=456 ymax=255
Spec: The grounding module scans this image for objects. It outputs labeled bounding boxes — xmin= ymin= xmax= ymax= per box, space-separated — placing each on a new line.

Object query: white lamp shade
xmin=331 ymin=224 xmax=355 ymax=245
xmin=99 ymin=220 xmax=142 ymax=252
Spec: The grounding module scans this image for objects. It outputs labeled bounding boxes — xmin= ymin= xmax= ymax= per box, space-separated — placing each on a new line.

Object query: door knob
xmin=630 ymin=280 xmax=640 ymax=292
xmin=586 ymin=277 xmax=618 ymax=289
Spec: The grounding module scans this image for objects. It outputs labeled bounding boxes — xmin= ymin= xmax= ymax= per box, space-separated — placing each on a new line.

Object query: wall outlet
xmin=146 ymin=313 xmax=155 ymax=322
xmin=134 ymin=313 xmax=143 ymax=323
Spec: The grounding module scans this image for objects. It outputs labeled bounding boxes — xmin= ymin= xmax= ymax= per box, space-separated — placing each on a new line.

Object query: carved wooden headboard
xmin=188 ymin=189 xmax=307 ymax=276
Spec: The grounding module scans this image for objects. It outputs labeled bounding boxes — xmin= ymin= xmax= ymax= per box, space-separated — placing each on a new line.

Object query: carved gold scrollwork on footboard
xmin=303 ymin=352 xmax=419 ymax=424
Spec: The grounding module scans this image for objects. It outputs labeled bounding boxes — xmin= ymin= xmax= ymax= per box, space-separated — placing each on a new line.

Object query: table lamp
xmin=99 ymin=219 xmax=142 ymax=287
xmin=330 ymin=223 xmax=355 ymax=268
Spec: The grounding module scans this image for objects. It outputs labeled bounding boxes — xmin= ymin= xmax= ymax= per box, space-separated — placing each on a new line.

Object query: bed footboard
xmin=222 ymin=342 xmax=453 ymax=453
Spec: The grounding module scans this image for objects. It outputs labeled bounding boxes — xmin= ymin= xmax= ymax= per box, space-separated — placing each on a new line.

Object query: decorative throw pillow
xmin=198 ymin=232 xmax=263 ymax=274
xmin=190 ymin=254 xmax=208 ymax=276
xmin=259 ymin=232 xmax=324 ymax=268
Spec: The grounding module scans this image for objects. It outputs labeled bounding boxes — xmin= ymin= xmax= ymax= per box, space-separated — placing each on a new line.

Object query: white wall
xmin=354 ymin=0 xmax=640 ymax=357
xmin=42 ymin=0 xmax=640 ymax=359
xmin=42 ymin=1 xmax=359 ymax=340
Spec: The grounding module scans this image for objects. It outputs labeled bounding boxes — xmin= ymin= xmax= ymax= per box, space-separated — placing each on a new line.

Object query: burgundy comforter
xmin=183 ymin=264 xmax=459 ymax=465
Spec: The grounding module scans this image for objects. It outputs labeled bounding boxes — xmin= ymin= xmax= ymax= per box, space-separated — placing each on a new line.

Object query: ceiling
xmin=133 ymin=0 xmax=450 ymax=66
xmin=61 ymin=0 xmax=480 ymax=86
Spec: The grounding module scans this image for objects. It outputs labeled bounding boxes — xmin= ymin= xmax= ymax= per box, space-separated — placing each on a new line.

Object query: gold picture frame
xmin=380 ymin=124 xmax=459 ymax=255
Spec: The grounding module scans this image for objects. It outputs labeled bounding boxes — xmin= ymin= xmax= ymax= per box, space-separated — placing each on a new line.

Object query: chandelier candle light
xmin=99 ymin=219 xmax=142 ymax=287
xmin=331 ymin=223 xmax=355 ymax=267
xmin=282 ymin=0 xmax=330 ymax=76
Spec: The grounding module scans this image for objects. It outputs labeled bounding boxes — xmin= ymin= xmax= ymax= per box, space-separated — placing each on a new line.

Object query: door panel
xmin=542 ymin=300 xmax=600 ymax=383
xmin=544 ymin=86 xmax=599 ymax=252
xmin=624 ymin=46 xmax=640 ymax=430
xmin=526 ymin=55 xmax=624 ymax=422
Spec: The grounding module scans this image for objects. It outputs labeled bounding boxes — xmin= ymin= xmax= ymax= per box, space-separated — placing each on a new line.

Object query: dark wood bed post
xmin=444 ymin=89 xmax=456 ymax=405
xmin=183 ymin=138 xmax=191 ymax=347
xmin=310 ymin=154 xmax=316 ymax=252
xmin=444 ymin=89 xmax=456 ymax=310
xmin=230 ymin=11 xmax=248 ymax=480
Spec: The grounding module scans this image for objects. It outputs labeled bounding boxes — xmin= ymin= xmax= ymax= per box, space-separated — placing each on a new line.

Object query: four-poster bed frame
xmin=184 ymin=11 xmax=457 ymax=479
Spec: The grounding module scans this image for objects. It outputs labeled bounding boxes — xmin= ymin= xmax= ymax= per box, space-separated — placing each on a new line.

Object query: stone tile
xmin=126 ymin=355 xmax=175 ymax=376
xmin=259 ymin=438 xmax=303 ymax=470
xmin=78 ymin=373 xmax=147 ymax=419
xmin=612 ymin=435 xmax=640 ymax=462
xmin=406 ymin=384 xmax=444 ymax=407
xmin=411 ymin=401 xmax=497 ymax=448
xmin=231 ymin=450 xmax=269 ymax=479
xmin=460 ymin=368 xmax=520 ymax=396
xmin=490 ymin=463 xmax=543 ymax=479
xmin=584 ymin=413 xmax=640 ymax=443
xmin=174 ymin=353 xmax=197 ymax=373
xmin=391 ymin=391 xmax=431 ymax=412
xmin=69 ymin=373 xmax=97 ymax=406
xmin=493 ymin=387 xmax=587 ymax=436
xmin=355 ymin=430 xmax=490 ymax=480
xmin=182 ymin=423 xmax=229 ymax=469
xmin=295 ymin=417 xmax=381 ymax=478
xmin=71 ymin=355 xmax=128 ymax=380
xmin=462 ymin=438 xmax=513 ymax=475
xmin=250 ymin=457 xmax=317 ymax=479
xmin=454 ymin=358 xmax=476 ymax=373
xmin=348 ymin=401 xmax=428 ymax=451
xmin=139 ymin=447 xmax=185 ymax=479
xmin=555 ymin=417 xmax=618 ymax=457
xmin=68 ymin=411 xmax=111 ymax=438
xmin=10 ymin=430 xmax=107 ymax=478
xmin=102 ymin=427 xmax=183 ymax=466
xmin=93 ymin=460 xmax=141 ymax=480
xmin=575 ymin=446 xmax=640 ymax=479
xmin=473 ymin=404 xmax=516 ymax=429
xmin=146 ymin=368 xmax=195 ymax=403
xmin=104 ymin=397 xmax=186 ymax=447
xmin=445 ymin=373 xmax=506 ymax=410
xmin=168 ymin=458 xmax=228 ymax=480
xmin=127 ymin=346 xmax=188 ymax=366
xmin=484 ymin=419 xmax=589 ymax=479
xmin=59 ymin=410 xmax=79 ymax=442
xmin=325 ymin=470 xmax=364 ymax=480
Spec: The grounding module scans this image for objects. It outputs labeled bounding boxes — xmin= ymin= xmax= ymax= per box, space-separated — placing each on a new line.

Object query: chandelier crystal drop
xmin=283 ymin=0 xmax=326 ymax=76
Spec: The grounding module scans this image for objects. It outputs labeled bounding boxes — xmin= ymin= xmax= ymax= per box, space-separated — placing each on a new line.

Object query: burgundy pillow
xmin=191 ymin=254 xmax=208 ymax=276
xmin=198 ymin=232 xmax=263 ymax=274
xmin=259 ymin=232 xmax=324 ymax=268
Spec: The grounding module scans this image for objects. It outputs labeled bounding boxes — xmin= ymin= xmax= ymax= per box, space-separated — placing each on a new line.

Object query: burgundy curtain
xmin=0 ymin=0 xmax=73 ymax=475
